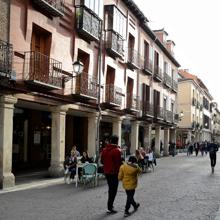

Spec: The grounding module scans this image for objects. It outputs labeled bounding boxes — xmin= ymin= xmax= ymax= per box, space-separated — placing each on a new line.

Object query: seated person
xmin=72 ymin=145 xmax=80 ymax=157
xmin=135 ymin=149 xmax=145 ymax=171
xmin=64 ymin=150 xmax=77 ymax=182
xmin=80 ymin=151 xmax=93 ymax=163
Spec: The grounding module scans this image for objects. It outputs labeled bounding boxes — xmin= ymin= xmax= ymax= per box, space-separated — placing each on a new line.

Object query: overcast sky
xmin=134 ymin=0 xmax=220 ymax=105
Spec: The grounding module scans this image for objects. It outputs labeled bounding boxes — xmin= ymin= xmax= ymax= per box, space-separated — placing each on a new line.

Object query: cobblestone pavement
xmin=1 ymin=153 xmax=220 ymax=220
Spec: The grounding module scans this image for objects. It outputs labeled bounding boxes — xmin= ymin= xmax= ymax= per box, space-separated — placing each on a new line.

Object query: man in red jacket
xmin=101 ymin=135 xmax=122 ymax=214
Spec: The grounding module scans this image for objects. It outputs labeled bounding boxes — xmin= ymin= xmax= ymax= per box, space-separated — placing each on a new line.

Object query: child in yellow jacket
xmin=118 ymin=156 xmax=142 ymax=217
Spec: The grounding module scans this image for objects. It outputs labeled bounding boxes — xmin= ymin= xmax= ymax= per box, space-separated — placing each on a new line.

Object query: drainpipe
xmin=95 ymin=20 xmax=103 ymax=160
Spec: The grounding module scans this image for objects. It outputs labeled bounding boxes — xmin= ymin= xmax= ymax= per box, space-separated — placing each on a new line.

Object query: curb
xmin=0 ymin=178 xmax=64 ymax=194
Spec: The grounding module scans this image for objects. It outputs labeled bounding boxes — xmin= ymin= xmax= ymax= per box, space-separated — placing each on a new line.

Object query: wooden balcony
xmin=153 ymin=66 xmax=163 ymax=82
xmin=163 ymin=72 xmax=172 ymax=88
xmin=103 ymin=84 xmax=122 ymax=107
xmin=125 ymin=93 xmax=139 ymax=112
xmin=106 ymin=30 xmax=124 ymax=58
xmin=75 ymin=6 xmax=101 ymax=42
xmin=127 ymin=48 xmax=140 ymax=70
xmin=172 ymin=80 xmax=178 ymax=92
xmin=32 ymin=0 xmax=64 ymax=17
xmin=24 ymin=51 xmax=63 ymax=90
xmin=142 ymin=101 xmax=154 ymax=118
xmin=0 ymin=39 xmax=13 ymax=79
xmin=72 ymin=73 xmax=97 ymax=100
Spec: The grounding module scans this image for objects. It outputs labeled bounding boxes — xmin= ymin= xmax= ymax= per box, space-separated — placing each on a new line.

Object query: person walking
xmin=207 ymin=140 xmax=219 ymax=173
xmin=101 ymin=135 xmax=122 ymax=214
xmin=118 ymin=156 xmax=141 ymax=217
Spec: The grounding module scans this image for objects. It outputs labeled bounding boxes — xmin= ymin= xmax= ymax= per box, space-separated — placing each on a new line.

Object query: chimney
xmin=153 ymin=28 xmax=168 ymax=43
xmin=166 ymin=40 xmax=175 ymax=56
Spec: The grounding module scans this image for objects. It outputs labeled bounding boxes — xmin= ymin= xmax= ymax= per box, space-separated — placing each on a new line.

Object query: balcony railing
xmin=127 ymin=48 xmax=140 ymax=70
xmin=172 ymin=80 xmax=178 ymax=92
xmin=142 ymin=101 xmax=154 ymax=117
xmin=0 ymin=39 xmax=13 ymax=78
xmin=126 ymin=93 xmax=139 ymax=111
xmin=32 ymin=0 xmax=64 ymax=17
xmin=106 ymin=30 xmax=124 ymax=58
xmin=142 ymin=58 xmax=153 ymax=75
xmin=155 ymin=106 xmax=164 ymax=119
xmin=72 ymin=72 xmax=97 ymax=99
xmin=153 ymin=66 xmax=163 ymax=82
xmin=165 ymin=110 xmax=173 ymax=122
xmin=24 ymin=51 xmax=63 ymax=90
xmin=75 ymin=6 xmax=101 ymax=42
xmin=163 ymin=72 xmax=172 ymax=88
xmin=105 ymin=84 xmax=122 ymax=106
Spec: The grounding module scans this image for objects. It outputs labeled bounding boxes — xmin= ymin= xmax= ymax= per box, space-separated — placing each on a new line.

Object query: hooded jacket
xmin=101 ymin=144 xmax=122 ymax=175
xmin=118 ymin=162 xmax=141 ymax=190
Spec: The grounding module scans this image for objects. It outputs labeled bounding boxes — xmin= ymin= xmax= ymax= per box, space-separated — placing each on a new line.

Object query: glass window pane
xmin=98 ymin=0 xmax=103 ymax=19
xmin=84 ymin=0 xmax=90 ymax=8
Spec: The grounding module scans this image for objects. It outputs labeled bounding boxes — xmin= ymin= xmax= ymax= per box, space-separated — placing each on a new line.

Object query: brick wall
xmin=0 ymin=0 xmax=9 ymax=41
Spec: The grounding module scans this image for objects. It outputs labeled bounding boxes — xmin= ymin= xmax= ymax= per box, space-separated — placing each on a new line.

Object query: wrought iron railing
xmin=0 ymin=39 xmax=13 ymax=77
xmin=127 ymin=48 xmax=140 ymax=68
xmin=24 ymin=51 xmax=63 ymax=88
xmin=73 ymin=72 xmax=97 ymax=98
xmin=75 ymin=6 xmax=101 ymax=41
xmin=32 ymin=0 xmax=64 ymax=16
xmin=143 ymin=59 xmax=153 ymax=73
xmin=172 ymin=80 xmax=178 ymax=92
xmin=165 ymin=110 xmax=173 ymax=122
xmin=163 ymin=72 xmax=172 ymax=87
xmin=153 ymin=66 xmax=163 ymax=81
xmin=142 ymin=101 xmax=154 ymax=117
xmin=106 ymin=30 xmax=124 ymax=57
xmin=105 ymin=84 xmax=122 ymax=106
xmin=126 ymin=93 xmax=139 ymax=110
xmin=155 ymin=106 xmax=164 ymax=119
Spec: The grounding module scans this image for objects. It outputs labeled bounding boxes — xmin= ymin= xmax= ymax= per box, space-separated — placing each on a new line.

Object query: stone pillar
xmin=163 ymin=128 xmax=169 ymax=156
xmin=144 ymin=125 xmax=151 ymax=149
xmin=0 ymin=95 xmax=17 ymax=189
xmin=130 ymin=121 xmax=140 ymax=154
xmin=87 ymin=113 xmax=98 ymax=157
xmin=187 ymin=131 xmax=192 ymax=143
xmin=49 ymin=106 xmax=68 ymax=177
xmin=113 ymin=117 xmax=122 ymax=146
xmin=170 ymin=128 xmax=176 ymax=144
xmin=155 ymin=126 xmax=161 ymax=157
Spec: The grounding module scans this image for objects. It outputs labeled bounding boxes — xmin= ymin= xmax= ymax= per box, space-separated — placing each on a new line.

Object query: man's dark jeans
xmin=105 ymin=174 xmax=119 ymax=210
xmin=125 ymin=189 xmax=137 ymax=212
xmin=210 ymin=152 xmax=216 ymax=167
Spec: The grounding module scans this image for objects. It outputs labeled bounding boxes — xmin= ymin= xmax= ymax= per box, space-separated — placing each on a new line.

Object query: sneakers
xmin=124 ymin=211 xmax=131 ymax=217
xmin=134 ymin=203 xmax=140 ymax=211
xmin=106 ymin=209 xmax=117 ymax=214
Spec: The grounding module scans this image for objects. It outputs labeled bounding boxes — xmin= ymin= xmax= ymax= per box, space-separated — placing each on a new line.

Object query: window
xmin=76 ymin=0 xmax=103 ymax=18
xmin=164 ymin=62 xmax=168 ymax=74
xmin=106 ymin=6 xmax=126 ymax=39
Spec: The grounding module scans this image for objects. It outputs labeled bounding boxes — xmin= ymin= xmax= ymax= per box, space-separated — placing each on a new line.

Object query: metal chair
xmin=81 ymin=163 xmax=97 ymax=187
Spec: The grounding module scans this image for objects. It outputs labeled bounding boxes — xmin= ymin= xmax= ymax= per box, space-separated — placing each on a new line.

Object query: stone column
xmin=130 ymin=121 xmax=140 ymax=154
xmin=170 ymin=128 xmax=176 ymax=144
xmin=87 ymin=113 xmax=98 ymax=157
xmin=113 ymin=117 xmax=122 ymax=146
xmin=49 ymin=106 xmax=68 ymax=177
xmin=155 ymin=126 xmax=161 ymax=157
xmin=144 ymin=125 xmax=151 ymax=149
xmin=163 ymin=128 xmax=169 ymax=156
xmin=0 ymin=95 xmax=17 ymax=189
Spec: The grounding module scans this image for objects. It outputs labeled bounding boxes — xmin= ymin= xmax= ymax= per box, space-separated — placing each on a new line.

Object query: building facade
xmin=177 ymin=70 xmax=213 ymax=147
xmin=211 ymin=102 xmax=220 ymax=143
xmin=0 ymin=0 xmax=180 ymax=188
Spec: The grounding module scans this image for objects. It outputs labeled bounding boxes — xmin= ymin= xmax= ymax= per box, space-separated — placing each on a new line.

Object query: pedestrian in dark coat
xmin=207 ymin=141 xmax=219 ymax=173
